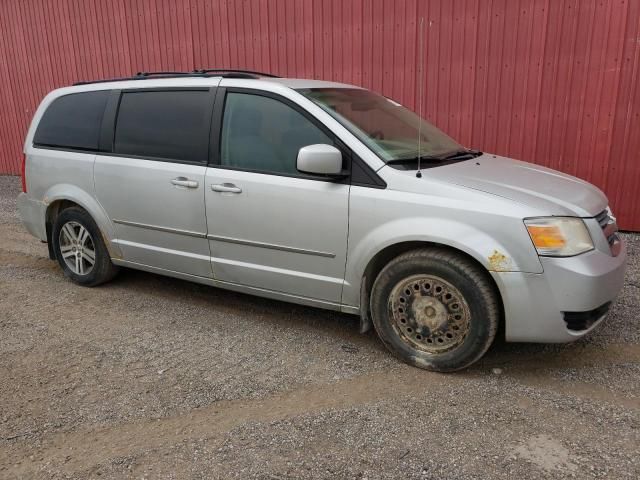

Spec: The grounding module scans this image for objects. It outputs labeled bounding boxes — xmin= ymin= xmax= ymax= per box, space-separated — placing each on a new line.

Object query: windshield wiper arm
xmin=388 ymin=150 xmax=482 ymax=165
xmin=387 ymin=155 xmax=445 ymax=164
xmin=439 ymin=149 xmax=483 ymax=160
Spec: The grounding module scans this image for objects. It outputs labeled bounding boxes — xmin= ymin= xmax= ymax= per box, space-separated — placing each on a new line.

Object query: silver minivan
xmin=17 ymin=70 xmax=627 ymax=371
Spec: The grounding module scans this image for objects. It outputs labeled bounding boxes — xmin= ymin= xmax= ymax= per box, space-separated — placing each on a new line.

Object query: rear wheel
xmin=370 ymin=248 xmax=499 ymax=372
xmin=52 ymin=207 xmax=118 ymax=286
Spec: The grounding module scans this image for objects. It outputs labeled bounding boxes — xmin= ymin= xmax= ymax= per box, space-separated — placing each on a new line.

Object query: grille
xmin=595 ymin=209 xmax=621 ymax=256
xmin=595 ymin=209 xmax=610 ymax=228
xmin=563 ymin=302 xmax=611 ymax=332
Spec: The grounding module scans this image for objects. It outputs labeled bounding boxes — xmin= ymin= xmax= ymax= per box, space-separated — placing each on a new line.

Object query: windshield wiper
xmin=388 ymin=150 xmax=482 ymax=165
xmin=387 ymin=155 xmax=445 ymax=164
xmin=386 ymin=150 xmax=483 ymax=171
xmin=439 ymin=149 xmax=483 ymax=160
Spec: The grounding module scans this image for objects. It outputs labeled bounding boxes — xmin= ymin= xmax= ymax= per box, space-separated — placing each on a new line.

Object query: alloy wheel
xmin=58 ymin=221 xmax=96 ymax=275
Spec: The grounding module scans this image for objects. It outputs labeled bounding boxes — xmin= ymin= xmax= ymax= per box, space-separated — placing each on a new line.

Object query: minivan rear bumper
xmin=493 ymin=241 xmax=627 ymax=343
xmin=17 ymin=192 xmax=47 ymax=241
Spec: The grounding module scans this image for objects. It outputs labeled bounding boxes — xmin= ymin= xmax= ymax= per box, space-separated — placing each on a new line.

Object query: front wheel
xmin=370 ymin=248 xmax=500 ymax=372
xmin=52 ymin=207 xmax=119 ymax=287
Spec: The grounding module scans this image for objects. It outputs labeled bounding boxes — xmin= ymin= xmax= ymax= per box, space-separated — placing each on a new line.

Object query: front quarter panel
xmin=342 ymin=180 xmax=544 ymax=308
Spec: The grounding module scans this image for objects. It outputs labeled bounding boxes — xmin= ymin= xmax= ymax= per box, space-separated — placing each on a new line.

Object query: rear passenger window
xmin=33 ymin=91 xmax=108 ymax=151
xmin=220 ymin=92 xmax=334 ymax=175
xmin=114 ymin=90 xmax=211 ymax=163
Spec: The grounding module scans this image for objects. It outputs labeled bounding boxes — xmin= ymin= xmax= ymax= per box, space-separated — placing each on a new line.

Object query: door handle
xmin=171 ymin=177 xmax=199 ymax=188
xmin=211 ymin=183 xmax=242 ymax=194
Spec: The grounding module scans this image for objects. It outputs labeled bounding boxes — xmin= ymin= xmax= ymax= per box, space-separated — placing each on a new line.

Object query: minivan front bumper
xmin=493 ymin=242 xmax=627 ymax=343
xmin=16 ymin=192 xmax=47 ymax=241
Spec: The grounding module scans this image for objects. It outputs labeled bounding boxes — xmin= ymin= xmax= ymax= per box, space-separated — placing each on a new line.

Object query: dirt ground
xmin=1 ymin=175 xmax=639 ymax=479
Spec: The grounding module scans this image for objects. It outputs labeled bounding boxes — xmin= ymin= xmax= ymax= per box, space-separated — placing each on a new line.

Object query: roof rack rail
xmin=72 ymin=71 xmax=210 ymax=86
xmin=72 ymin=68 xmax=278 ymax=86
xmin=193 ymin=68 xmax=280 ymax=78
xmin=134 ymin=71 xmax=196 ymax=77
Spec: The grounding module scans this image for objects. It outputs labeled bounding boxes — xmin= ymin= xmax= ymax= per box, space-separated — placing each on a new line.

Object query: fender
xmin=342 ymin=216 xmax=544 ymax=309
xmin=42 ymin=183 xmax=123 ymax=259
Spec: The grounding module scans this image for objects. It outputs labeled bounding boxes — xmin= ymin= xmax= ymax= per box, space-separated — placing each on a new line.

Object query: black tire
xmin=52 ymin=206 xmax=119 ymax=287
xmin=370 ymin=248 xmax=499 ymax=372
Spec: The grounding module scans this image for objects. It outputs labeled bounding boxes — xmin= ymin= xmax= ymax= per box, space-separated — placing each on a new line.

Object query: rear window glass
xmin=114 ymin=90 xmax=211 ymax=163
xmin=33 ymin=91 xmax=109 ymax=150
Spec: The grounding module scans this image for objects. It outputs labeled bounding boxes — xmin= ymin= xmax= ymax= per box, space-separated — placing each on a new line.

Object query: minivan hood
xmin=427 ymin=154 xmax=608 ymax=217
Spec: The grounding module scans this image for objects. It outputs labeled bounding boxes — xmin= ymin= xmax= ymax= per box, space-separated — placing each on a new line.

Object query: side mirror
xmin=296 ymin=144 xmax=345 ymax=176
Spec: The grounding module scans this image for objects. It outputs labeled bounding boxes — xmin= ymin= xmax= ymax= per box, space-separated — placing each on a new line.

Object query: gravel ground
xmin=0 ymin=174 xmax=638 ymax=479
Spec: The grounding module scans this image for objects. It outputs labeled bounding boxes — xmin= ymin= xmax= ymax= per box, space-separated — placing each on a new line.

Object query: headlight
xmin=524 ymin=217 xmax=594 ymax=257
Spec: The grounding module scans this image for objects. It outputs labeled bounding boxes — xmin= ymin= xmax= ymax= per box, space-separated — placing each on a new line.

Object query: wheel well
xmin=361 ymin=241 xmax=505 ymax=335
xmin=45 ymin=200 xmax=83 ymax=260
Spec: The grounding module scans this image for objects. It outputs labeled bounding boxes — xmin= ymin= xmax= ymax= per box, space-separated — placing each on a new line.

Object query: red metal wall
xmin=0 ymin=0 xmax=638 ymax=230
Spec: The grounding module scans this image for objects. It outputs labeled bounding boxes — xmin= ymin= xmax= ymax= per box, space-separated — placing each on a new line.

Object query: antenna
xmin=416 ymin=17 xmax=425 ymax=178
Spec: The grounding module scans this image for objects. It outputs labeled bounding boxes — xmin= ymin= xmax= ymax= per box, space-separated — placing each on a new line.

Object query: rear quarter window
xmin=33 ymin=90 xmax=109 ymax=151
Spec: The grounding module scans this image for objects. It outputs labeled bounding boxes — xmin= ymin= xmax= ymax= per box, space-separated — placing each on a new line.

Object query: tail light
xmin=21 ymin=154 xmax=27 ymax=193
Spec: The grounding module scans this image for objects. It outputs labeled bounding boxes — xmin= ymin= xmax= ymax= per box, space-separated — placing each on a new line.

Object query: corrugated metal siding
xmin=0 ymin=0 xmax=638 ymax=230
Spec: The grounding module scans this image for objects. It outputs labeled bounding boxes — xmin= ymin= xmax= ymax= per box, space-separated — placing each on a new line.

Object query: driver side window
xmin=220 ymin=92 xmax=334 ymax=175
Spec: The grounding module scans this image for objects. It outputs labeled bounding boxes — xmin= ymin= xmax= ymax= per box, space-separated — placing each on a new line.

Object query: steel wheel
xmin=58 ymin=221 xmax=96 ymax=276
xmin=388 ymin=274 xmax=471 ymax=354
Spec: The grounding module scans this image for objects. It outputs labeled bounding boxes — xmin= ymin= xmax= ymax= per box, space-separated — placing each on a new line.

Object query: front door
xmin=94 ymin=88 xmax=215 ymax=277
xmin=205 ymin=89 xmax=349 ymax=303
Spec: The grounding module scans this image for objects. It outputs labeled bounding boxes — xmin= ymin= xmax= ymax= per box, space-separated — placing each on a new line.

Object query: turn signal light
xmin=526 ymin=225 xmax=566 ymax=249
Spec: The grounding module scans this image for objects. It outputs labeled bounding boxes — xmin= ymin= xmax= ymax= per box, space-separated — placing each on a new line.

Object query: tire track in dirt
xmin=4 ymin=344 xmax=640 ymax=477
xmin=2 ymin=369 xmax=454 ymax=475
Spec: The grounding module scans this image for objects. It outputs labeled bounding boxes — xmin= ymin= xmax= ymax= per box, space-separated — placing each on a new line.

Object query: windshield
xmin=297 ymin=88 xmax=463 ymax=162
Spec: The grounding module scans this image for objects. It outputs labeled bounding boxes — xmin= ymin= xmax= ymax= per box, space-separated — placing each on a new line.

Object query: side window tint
xmin=114 ymin=90 xmax=210 ymax=163
xmin=220 ymin=92 xmax=334 ymax=175
xmin=34 ymin=91 xmax=109 ymax=150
